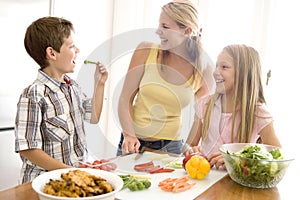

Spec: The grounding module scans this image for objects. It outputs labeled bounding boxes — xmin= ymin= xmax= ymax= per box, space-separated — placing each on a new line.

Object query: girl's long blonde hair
xmin=202 ymin=44 xmax=266 ymax=143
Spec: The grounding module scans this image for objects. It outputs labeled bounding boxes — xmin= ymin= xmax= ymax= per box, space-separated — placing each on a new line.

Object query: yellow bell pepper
xmin=185 ymin=155 xmax=210 ymax=180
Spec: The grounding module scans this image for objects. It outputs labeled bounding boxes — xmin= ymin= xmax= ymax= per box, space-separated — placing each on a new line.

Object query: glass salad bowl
xmin=219 ymin=143 xmax=294 ymax=188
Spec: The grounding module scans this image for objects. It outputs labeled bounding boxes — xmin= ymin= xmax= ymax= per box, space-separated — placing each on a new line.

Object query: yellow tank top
xmin=133 ymin=44 xmax=202 ymax=140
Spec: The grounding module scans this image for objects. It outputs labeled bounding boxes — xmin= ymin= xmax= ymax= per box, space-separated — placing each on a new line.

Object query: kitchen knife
xmin=134 ymin=146 xmax=146 ymax=160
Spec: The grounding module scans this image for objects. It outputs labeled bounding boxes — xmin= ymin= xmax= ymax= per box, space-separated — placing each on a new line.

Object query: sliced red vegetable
xmin=78 ymin=159 xmax=117 ymax=171
xmin=134 ymin=161 xmax=154 ymax=167
xmin=149 ymin=167 xmax=175 ymax=174
xmin=134 ymin=161 xmax=155 ymax=171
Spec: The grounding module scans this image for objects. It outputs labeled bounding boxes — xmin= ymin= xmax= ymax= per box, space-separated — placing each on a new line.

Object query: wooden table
xmin=1 ymin=155 xmax=298 ymax=200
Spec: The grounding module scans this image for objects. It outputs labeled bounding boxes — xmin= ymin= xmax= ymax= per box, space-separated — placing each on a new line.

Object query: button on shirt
xmin=15 ymin=70 xmax=91 ymax=183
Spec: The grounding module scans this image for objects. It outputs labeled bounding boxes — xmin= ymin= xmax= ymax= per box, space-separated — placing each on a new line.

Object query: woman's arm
xmin=118 ymin=42 xmax=152 ymax=153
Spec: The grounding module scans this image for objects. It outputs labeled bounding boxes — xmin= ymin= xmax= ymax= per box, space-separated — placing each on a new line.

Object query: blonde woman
xmin=185 ymin=44 xmax=281 ymax=169
xmin=117 ymin=0 xmax=214 ymax=155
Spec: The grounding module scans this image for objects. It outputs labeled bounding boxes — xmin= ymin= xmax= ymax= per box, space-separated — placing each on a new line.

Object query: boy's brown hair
xmin=24 ymin=17 xmax=74 ymax=69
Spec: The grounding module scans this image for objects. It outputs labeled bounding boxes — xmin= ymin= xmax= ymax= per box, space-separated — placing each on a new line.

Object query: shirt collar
xmin=37 ymin=70 xmax=75 ymax=93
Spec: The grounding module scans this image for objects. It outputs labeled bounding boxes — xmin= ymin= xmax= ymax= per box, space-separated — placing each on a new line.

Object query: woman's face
xmin=214 ymin=50 xmax=235 ymax=96
xmin=156 ymin=11 xmax=188 ymax=50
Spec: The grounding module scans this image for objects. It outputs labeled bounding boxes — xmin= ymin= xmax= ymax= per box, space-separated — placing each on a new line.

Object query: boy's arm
xmin=19 ymin=149 xmax=71 ymax=170
xmin=90 ymin=64 xmax=108 ymax=124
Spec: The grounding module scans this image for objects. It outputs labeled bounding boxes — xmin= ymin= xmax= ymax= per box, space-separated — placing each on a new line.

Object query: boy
xmin=14 ymin=16 xmax=108 ymax=183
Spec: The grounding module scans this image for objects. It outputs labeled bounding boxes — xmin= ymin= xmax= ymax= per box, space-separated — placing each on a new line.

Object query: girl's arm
xmin=183 ymin=114 xmax=202 ymax=155
xmin=259 ymin=122 xmax=281 ymax=147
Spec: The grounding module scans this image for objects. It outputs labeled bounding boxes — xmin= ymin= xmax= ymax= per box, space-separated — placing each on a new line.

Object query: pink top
xmin=195 ymin=95 xmax=273 ymax=156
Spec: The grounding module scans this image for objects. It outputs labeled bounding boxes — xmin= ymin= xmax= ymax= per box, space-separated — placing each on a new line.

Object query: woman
xmin=117 ymin=0 xmax=214 ymax=155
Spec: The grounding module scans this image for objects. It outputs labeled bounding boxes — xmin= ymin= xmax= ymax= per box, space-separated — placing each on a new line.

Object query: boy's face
xmin=54 ymin=31 xmax=79 ymax=75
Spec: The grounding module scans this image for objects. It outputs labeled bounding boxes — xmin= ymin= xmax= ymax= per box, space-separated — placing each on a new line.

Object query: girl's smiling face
xmin=214 ymin=50 xmax=235 ymax=96
xmin=156 ymin=11 xmax=188 ymax=50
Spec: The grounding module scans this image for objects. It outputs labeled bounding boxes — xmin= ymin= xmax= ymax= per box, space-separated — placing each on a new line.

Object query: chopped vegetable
xmin=158 ymin=176 xmax=196 ymax=193
xmin=119 ymin=174 xmax=151 ymax=191
xmin=134 ymin=161 xmax=162 ymax=173
xmin=147 ymin=154 xmax=170 ymax=160
xmin=184 ymin=155 xmax=210 ymax=180
xmin=78 ymin=159 xmax=117 ymax=171
xmin=165 ymin=157 xmax=184 ymax=169
xmin=84 ymin=60 xmax=100 ymax=65
xmin=149 ymin=167 xmax=174 ymax=174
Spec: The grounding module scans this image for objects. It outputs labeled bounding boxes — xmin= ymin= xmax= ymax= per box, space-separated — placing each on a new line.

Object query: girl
xmin=184 ymin=44 xmax=281 ymax=169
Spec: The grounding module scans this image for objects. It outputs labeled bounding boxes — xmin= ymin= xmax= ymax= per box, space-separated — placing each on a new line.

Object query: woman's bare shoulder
xmin=127 ymin=42 xmax=156 ymax=70
xmin=131 ymin=42 xmax=156 ymax=61
xmin=136 ymin=41 xmax=155 ymax=50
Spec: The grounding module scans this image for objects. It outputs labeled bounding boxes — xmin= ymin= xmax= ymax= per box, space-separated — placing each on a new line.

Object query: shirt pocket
xmin=44 ymin=114 xmax=72 ymax=142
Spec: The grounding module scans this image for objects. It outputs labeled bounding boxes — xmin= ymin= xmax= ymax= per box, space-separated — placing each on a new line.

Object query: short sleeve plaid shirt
xmin=15 ymin=70 xmax=92 ymax=183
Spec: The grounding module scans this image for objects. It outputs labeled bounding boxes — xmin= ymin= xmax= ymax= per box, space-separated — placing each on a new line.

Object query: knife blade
xmin=106 ymin=152 xmax=131 ymax=162
xmin=134 ymin=146 xmax=146 ymax=160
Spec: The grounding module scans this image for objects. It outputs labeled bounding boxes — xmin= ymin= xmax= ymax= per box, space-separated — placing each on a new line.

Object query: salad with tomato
xmin=225 ymin=144 xmax=285 ymax=187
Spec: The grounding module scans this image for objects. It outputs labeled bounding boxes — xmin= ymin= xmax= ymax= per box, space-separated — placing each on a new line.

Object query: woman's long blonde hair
xmin=161 ymin=0 xmax=202 ymax=73
xmin=202 ymin=44 xmax=266 ymax=143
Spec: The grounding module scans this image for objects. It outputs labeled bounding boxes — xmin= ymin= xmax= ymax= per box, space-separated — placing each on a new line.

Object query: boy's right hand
xmin=94 ymin=63 xmax=108 ymax=85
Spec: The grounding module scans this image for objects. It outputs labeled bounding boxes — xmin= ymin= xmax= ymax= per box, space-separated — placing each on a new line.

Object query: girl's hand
xmin=94 ymin=63 xmax=108 ymax=85
xmin=184 ymin=146 xmax=203 ymax=156
xmin=207 ymin=152 xmax=226 ymax=170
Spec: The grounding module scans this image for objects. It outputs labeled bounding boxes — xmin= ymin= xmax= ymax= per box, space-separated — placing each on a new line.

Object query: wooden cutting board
xmin=113 ymin=151 xmax=228 ymax=200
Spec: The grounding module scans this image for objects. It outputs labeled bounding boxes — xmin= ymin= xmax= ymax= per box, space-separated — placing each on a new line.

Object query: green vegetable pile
xmin=119 ymin=174 xmax=151 ymax=191
xmin=226 ymin=145 xmax=286 ymax=188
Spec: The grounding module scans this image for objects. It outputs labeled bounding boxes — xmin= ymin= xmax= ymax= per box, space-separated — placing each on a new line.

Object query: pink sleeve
xmin=252 ymin=103 xmax=274 ymax=137
xmin=194 ymin=95 xmax=210 ymax=119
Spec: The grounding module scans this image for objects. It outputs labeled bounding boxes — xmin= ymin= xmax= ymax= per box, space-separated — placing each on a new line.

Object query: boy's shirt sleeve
xmin=15 ymin=91 xmax=43 ymax=152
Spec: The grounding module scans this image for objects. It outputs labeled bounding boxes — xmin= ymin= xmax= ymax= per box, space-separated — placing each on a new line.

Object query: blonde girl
xmin=185 ymin=44 xmax=281 ymax=169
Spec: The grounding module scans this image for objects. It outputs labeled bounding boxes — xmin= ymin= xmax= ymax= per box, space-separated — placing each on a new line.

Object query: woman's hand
xmin=122 ymin=134 xmax=140 ymax=154
xmin=207 ymin=152 xmax=226 ymax=170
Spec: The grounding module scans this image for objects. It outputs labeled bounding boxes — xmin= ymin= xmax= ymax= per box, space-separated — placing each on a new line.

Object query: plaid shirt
xmin=15 ymin=70 xmax=92 ymax=183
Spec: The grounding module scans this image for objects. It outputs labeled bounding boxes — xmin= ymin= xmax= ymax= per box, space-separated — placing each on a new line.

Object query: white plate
xmin=32 ymin=168 xmax=123 ymax=200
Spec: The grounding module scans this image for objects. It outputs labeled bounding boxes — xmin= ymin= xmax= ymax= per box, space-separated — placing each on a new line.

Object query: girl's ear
xmin=46 ymin=47 xmax=56 ymax=60
xmin=184 ymin=27 xmax=193 ymax=36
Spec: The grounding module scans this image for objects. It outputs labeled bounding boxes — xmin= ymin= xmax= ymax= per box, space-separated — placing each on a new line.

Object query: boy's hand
xmin=94 ymin=63 xmax=108 ymax=85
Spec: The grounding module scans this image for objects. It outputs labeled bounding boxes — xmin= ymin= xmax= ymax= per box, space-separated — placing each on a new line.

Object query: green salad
xmin=226 ymin=145 xmax=285 ymax=187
